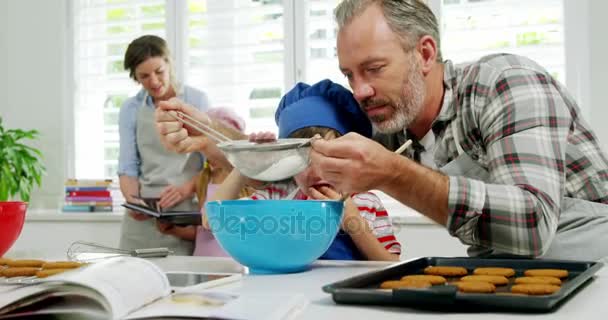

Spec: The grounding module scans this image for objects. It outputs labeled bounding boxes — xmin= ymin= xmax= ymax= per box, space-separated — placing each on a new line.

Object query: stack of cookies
xmin=380 ymin=265 xmax=568 ymax=295
xmin=0 ymin=258 xmax=84 ymax=280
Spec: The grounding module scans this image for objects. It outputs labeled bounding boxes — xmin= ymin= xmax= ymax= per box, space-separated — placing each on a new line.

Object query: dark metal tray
xmin=322 ymin=257 xmax=603 ymax=312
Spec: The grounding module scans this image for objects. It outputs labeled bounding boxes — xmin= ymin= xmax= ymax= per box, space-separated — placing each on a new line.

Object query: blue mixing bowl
xmin=205 ymin=200 xmax=344 ymax=274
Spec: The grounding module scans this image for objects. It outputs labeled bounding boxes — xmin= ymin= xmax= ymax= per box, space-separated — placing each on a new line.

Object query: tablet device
xmin=165 ymin=272 xmax=242 ymax=291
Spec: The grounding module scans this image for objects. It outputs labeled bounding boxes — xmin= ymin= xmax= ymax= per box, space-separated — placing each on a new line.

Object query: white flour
xmin=253 ymin=154 xmax=307 ymax=181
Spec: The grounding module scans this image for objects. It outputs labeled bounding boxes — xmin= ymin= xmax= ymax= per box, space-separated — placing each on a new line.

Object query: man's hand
xmin=310 ymin=132 xmax=396 ymax=194
xmin=155 ymin=98 xmax=213 ymax=154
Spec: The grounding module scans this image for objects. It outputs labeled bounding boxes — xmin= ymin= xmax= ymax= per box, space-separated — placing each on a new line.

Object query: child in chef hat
xmin=209 ymin=79 xmax=401 ymax=261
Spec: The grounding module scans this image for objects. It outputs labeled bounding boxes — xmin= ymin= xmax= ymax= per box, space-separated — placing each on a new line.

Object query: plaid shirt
xmin=375 ymin=54 xmax=608 ymax=256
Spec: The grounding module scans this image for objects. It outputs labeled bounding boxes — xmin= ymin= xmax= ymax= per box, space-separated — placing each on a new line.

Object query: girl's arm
xmin=201 ymin=169 xmax=249 ymax=230
xmin=209 ymin=169 xmax=249 ymax=202
xmin=341 ymin=199 xmax=400 ymax=261
xmin=308 ymin=186 xmax=400 ymax=261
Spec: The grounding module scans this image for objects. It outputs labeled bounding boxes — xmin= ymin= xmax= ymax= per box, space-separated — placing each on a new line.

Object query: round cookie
xmin=452 ymin=281 xmax=496 ymax=293
xmin=423 ymin=266 xmax=468 ymax=277
xmin=511 ymin=284 xmax=560 ymax=295
xmin=380 ymin=279 xmax=432 ymax=289
xmin=524 ymin=269 xmax=569 ymax=279
xmin=2 ymin=267 xmax=40 ymax=278
xmin=41 ymin=261 xmax=83 ymax=269
xmin=6 ymin=259 xmax=45 ymax=268
xmin=473 ymin=267 xmax=515 ymax=277
xmin=401 ymin=274 xmax=447 ymax=285
xmin=460 ymin=275 xmax=509 ymax=286
xmin=36 ymin=269 xmax=70 ymax=278
xmin=515 ymin=276 xmax=561 ymax=286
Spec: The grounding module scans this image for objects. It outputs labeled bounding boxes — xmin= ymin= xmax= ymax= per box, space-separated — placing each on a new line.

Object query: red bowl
xmin=0 ymin=201 xmax=27 ymax=256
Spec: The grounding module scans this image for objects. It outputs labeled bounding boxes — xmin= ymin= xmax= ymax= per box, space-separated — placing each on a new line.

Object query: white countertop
xmin=149 ymin=256 xmax=608 ymax=319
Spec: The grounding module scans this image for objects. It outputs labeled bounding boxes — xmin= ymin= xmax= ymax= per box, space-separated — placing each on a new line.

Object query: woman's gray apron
xmin=118 ymin=94 xmax=200 ymax=255
xmin=441 ymin=123 xmax=608 ymax=261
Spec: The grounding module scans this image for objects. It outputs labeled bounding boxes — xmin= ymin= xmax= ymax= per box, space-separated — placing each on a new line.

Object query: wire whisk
xmin=67 ymin=241 xmax=172 ymax=262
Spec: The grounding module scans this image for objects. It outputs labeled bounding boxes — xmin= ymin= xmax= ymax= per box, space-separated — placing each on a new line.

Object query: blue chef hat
xmin=275 ymin=79 xmax=372 ymax=139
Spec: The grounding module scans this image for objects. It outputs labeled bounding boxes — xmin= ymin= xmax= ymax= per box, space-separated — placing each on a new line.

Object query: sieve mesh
xmin=217 ymin=139 xmax=311 ymax=181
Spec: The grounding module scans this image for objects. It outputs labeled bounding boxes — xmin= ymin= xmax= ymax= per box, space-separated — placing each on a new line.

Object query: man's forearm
xmin=381 ymin=155 xmax=450 ymax=226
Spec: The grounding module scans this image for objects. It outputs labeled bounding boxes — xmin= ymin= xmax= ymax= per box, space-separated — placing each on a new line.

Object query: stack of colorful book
xmin=62 ymin=179 xmax=114 ymax=212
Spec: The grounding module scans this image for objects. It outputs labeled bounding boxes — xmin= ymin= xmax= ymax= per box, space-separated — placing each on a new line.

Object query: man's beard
xmin=364 ymin=62 xmax=426 ymax=134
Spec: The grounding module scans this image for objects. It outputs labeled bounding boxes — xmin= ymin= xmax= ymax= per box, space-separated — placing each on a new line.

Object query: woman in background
xmin=118 ymin=35 xmax=209 ymax=255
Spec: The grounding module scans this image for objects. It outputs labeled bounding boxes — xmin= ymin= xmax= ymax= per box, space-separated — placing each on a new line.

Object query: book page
xmin=0 ymin=284 xmax=24 ymax=295
xmin=7 ymin=296 xmax=108 ymax=320
xmin=38 ymin=257 xmax=170 ymax=320
xmin=0 ymin=284 xmax=53 ymax=312
xmin=126 ymin=289 xmax=308 ymax=320
xmin=0 ymin=289 xmax=107 ymax=319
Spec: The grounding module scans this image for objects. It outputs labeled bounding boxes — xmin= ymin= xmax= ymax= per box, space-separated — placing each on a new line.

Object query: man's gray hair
xmin=334 ymin=0 xmax=442 ymax=61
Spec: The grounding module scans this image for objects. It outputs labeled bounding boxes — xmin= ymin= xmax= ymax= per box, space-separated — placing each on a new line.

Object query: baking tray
xmin=322 ymin=257 xmax=604 ymax=312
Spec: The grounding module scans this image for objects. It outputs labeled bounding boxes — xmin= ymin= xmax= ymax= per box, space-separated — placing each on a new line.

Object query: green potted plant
xmin=0 ymin=117 xmax=45 ymax=255
xmin=0 ymin=117 xmax=45 ymax=202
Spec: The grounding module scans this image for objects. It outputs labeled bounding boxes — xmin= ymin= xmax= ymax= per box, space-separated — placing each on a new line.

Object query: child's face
xmin=293 ymin=131 xmax=338 ymax=197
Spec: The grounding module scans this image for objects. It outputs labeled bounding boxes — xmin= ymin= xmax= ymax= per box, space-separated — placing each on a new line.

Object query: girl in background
xmin=156 ymin=107 xmax=252 ymax=256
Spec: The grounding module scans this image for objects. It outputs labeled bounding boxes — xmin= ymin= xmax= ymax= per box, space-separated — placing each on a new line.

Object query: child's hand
xmin=307 ymin=185 xmax=341 ymax=200
xmin=249 ymin=131 xmax=276 ymax=143
xmin=309 ymin=186 xmax=361 ymax=230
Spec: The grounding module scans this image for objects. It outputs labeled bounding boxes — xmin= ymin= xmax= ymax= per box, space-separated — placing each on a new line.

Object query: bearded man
xmin=310 ymin=0 xmax=608 ymax=261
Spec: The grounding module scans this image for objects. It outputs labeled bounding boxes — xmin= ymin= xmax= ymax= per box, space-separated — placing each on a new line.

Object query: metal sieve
xmin=168 ymin=111 xmax=312 ymax=181
xmin=217 ymin=138 xmax=311 ymax=181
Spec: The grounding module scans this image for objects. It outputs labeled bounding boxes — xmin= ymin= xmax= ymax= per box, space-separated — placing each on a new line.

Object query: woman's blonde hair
xmin=195 ymin=163 xmax=253 ymax=209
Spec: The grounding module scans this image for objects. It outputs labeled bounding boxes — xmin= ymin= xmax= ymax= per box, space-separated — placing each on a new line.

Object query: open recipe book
xmin=0 ymin=257 xmax=307 ymax=320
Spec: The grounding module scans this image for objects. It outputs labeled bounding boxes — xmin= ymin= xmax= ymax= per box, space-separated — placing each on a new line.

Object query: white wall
xmin=588 ymin=0 xmax=608 ymax=151
xmin=0 ymin=0 xmax=69 ymax=209
xmin=0 ymin=0 xmax=8 ymax=123
xmin=9 ymin=216 xmax=123 ymax=258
